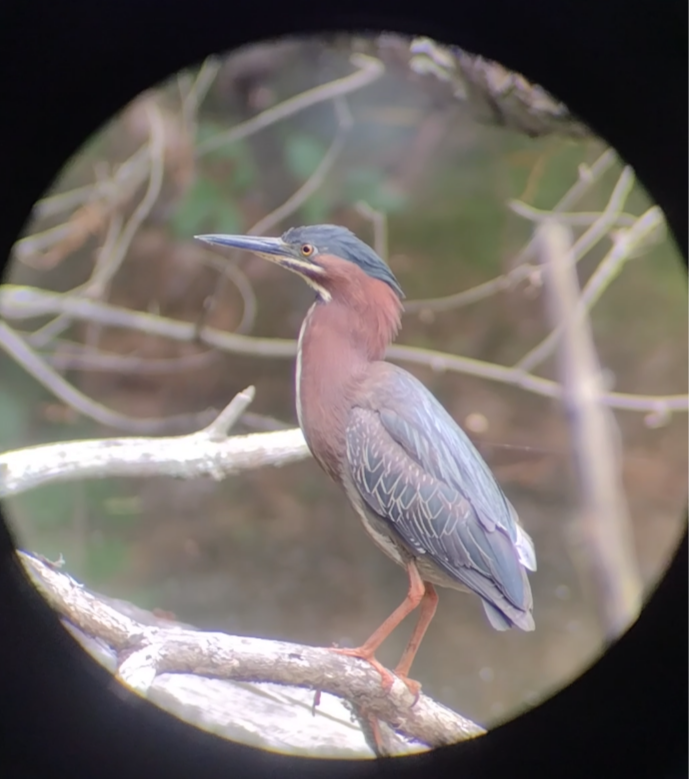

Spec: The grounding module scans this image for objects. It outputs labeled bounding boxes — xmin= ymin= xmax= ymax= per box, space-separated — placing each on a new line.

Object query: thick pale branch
xmin=537 ymin=222 xmax=642 ymax=638
xmin=0 ymin=390 xmax=309 ymax=498
xmin=19 ymin=551 xmax=484 ymax=751
xmin=516 ymin=206 xmax=664 ymax=372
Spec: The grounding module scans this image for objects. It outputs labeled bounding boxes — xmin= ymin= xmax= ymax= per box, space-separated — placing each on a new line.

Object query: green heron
xmin=196 ymin=225 xmax=536 ymax=696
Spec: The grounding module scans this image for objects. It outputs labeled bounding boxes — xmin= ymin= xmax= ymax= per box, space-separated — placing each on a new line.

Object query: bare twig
xmin=404 ymin=149 xmax=618 ymax=314
xmin=514 ymin=206 xmax=665 ymax=373
xmin=2 ymin=285 xmax=686 ymax=415
xmin=181 ymin=56 xmax=222 ymax=125
xmin=26 ymin=53 xmax=379 ymax=234
xmin=84 ymin=102 xmax=167 ymax=299
xmin=14 ymin=148 xmax=151 ymax=265
xmin=404 ymin=265 xmax=534 ymax=314
xmin=198 ymin=97 xmax=353 ymax=333
xmin=355 ymin=202 xmax=388 ymax=260
xmin=196 ymin=54 xmax=383 ymax=158
xmin=19 ymin=550 xmax=483 ymax=750
xmin=38 ymin=338 xmax=220 ymax=375
xmin=248 ymin=97 xmax=353 ymax=237
xmin=508 ymin=208 xmax=639 ymax=228
xmin=202 ymin=386 xmax=255 ymax=440
xmin=27 ymin=107 xmax=167 ymax=349
xmin=30 ymin=147 xmax=151 ymax=225
xmin=537 ymin=222 xmax=642 ymax=639
xmin=0 ymin=321 xmax=216 ymax=435
xmin=514 ymin=166 xmax=636 ymax=372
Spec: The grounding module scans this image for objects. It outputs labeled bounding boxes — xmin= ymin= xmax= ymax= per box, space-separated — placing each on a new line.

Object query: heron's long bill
xmin=195 ymin=234 xmax=293 ymax=261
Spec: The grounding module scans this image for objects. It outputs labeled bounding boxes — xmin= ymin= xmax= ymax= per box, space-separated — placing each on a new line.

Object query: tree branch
xmin=0 ymin=320 xmax=216 ymax=435
xmin=0 ymin=388 xmax=309 ymax=498
xmin=537 ymin=221 xmax=642 ymax=639
xmin=409 ymin=38 xmax=590 ymax=139
xmin=2 ymin=286 xmax=685 ymax=416
xmin=195 ymin=54 xmax=383 ymax=158
xmin=515 ymin=206 xmax=664 ymax=373
xmin=404 ymin=149 xmax=618 ymax=314
xmin=18 ymin=551 xmax=484 ymax=753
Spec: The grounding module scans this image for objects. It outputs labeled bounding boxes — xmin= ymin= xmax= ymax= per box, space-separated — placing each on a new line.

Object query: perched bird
xmin=196 ymin=225 xmax=536 ymax=695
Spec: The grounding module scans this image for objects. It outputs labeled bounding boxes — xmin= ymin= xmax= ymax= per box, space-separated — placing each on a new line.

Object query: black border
xmin=0 ymin=1 xmax=686 ymax=778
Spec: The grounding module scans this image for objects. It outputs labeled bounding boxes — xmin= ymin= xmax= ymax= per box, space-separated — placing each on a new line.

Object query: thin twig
xmin=85 ymin=102 xmax=167 ymax=299
xmin=249 ymin=97 xmax=353 ymax=237
xmin=404 ymin=149 xmax=618 ymax=314
xmin=513 ymin=206 xmax=665 ymax=372
xmin=181 ymin=56 xmax=222 ymax=125
xmin=196 ymin=54 xmax=383 ymax=157
xmin=2 ymin=285 xmax=686 ymax=415
xmin=508 ymin=208 xmax=638 ymax=228
xmin=202 ymin=386 xmax=255 ymax=440
xmin=37 ymin=338 xmax=220 ymax=375
xmin=28 ymin=214 xmax=126 ymax=350
xmin=0 ymin=321 xmax=216 ymax=435
xmin=537 ymin=221 xmax=641 ymax=639
xmin=355 ymin=202 xmax=388 ymax=260
xmin=14 ymin=147 xmax=151 ymax=263
xmin=515 ymin=166 xmax=636 ymax=372
xmin=24 ymin=104 xmax=167 ymax=351
xmin=198 ymin=97 xmax=353 ymax=333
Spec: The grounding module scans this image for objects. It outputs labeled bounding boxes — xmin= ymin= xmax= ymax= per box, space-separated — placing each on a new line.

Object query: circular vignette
xmin=0 ymin=4 xmax=686 ymax=779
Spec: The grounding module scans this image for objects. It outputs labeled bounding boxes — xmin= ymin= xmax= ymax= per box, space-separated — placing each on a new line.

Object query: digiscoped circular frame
xmin=0 ymin=2 xmax=686 ymax=778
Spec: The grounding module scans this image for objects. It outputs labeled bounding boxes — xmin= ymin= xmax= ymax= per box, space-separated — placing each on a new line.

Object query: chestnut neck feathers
xmin=295 ymin=263 xmax=403 ymax=480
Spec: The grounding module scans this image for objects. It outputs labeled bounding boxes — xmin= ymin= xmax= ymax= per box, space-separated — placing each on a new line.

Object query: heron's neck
xmin=295 ymin=292 xmax=401 ymax=478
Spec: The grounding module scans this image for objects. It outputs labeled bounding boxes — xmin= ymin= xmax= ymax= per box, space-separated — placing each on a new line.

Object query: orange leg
xmin=393 ymin=582 xmax=439 ymax=701
xmin=330 ymin=561 xmax=425 ymax=692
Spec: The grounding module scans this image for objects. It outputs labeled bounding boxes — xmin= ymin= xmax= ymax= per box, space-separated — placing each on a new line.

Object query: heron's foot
xmin=393 ymin=672 xmax=422 ymax=705
xmin=329 ymin=646 xmax=396 ymax=692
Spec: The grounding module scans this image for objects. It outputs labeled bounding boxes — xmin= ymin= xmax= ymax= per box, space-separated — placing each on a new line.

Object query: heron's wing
xmin=378 ymin=365 xmax=535 ymax=570
xmin=346 ymin=401 xmax=534 ymax=629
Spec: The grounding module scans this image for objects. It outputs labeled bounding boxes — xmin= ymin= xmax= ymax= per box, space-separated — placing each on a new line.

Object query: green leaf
xmin=284 ymin=134 xmax=327 ymax=181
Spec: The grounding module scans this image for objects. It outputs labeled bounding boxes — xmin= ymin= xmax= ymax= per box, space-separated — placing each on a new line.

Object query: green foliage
xmin=169 ymin=120 xmax=260 ymax=239
xmin=284 ymin=134 xmax=329 ymax=180
xmin=196 ymin=123 xmax=257 ymax=189
xmin=170 ymin=177 xmax=241 ymax=238
xmin=344 ymin=168 xmax=408 ymax=213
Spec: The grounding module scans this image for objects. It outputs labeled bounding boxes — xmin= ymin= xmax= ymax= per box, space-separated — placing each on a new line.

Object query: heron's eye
xmin=301 ymin=244 xmax=315 ymax=257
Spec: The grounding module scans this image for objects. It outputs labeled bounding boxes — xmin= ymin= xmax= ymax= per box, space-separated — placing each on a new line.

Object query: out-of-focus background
xmin=1 ymin=35 xmax=686 ymax=729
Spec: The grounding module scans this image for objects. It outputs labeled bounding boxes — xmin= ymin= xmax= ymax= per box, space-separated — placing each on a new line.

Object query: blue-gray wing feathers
xmin=345 ymin=364 xmax=536 ymax=631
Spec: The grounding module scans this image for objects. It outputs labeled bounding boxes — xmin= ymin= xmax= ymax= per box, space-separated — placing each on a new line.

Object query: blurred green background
xmin=1 ymin=35 xmax=687 ymax=729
